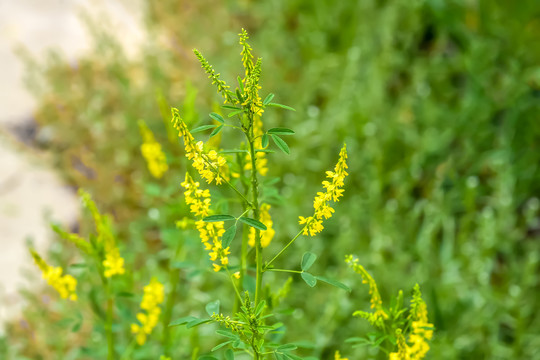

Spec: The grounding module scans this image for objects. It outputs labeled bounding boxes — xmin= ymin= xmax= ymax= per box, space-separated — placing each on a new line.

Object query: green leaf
xmin=266 ymin=103 xmax=296 ymax=111
xmin=315 ymin=276 xmax=351 ymax=292
xmin=71 ymin=320 xmax=82 ymax=332
xmin=216 ymin=330 xmax=237 ymax=339
xmin=187 ymin=319 xmax=213 ymax=328
xmin=277 ymin=344 xmax=298 ymax=352
xmin=203 ymin=215 xmax=236 ymax=222
xmin=255 ymin=149 xmax=275 ymax=153
xmin=210 ymin=124 xmax=224 ymax=137
xmin=283 ymin=354 xmax=303 ymax=360
xmin=169 ymin=316 xmax=198 ymax=327
xmin=191 ymin=124 xmax=217 ymax=133
xmin=255 ymin=300 xmax=266 ymax=316
xmin=268 ymin=128 xmax=295 ymax=136
xmin=238 ymin=217 xmax=267 ymax=231
xmin=209 ymin=112 xmax=225 ymax=124
xmin=263 ymin=93 xmax=275 ymax=105
xmin=211 ymin=340 xmax=233 ymax=351
xmin=68 ymin=263 xmax=87 ymax=269
xmin=301 ymin=272 xmax=317 ymax=287
xmin=222 ymin=105 xmax=242 ymax=110
xmin=261 ymin=133 xmax=269 ymax=148
xmin=198 ymin=356 xmax=219 ymax=360
xmin=228 ymin=110 xmax=244 ymax=117
xmin=301 ymin=252 xmax=317 ymax=271
xmin=225 ymin=349 xmax=235 ymax=360
xmin=237 ymin=76 xmax=244 ymax=93
xmin=222 ymin=225 xmax=237 ymax=248
xmin=271 ymin=135 xmax=290 ymax=155
xmin=206 ymin=300 xmax=220 ymax=317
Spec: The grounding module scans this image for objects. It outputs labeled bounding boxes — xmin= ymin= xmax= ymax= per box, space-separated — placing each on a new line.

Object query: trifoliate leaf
xmin=301 ymin=272 xmax=317 ymax=287
xmin=203 ymin=215 xmax=236 ymax=222
xmin=301 ymin=252 xmax=317 ymax=271
xmin=271 ymin=135 xmax=290 ymax=155
xmin=266 ymin=103 xmax=296 ymax=111
xmin=225 ymin=349 xmax=235 ymax=360
xmin=261 ymin=133 xmax=269 ymax=148
xmin=209 ymin=112 xmax=225 ymax=124
xmin=169 ymin=316 xmax=198 ymax=327
xmin=210 ymin=124 xmax=224 ymax=137
xmin=238 ymin=217 xmax=267 ymax=231
xmin=315 ymin=275 xmax=351 ymax=292
xmin=222 ymin=226 xmax=237 ymax=248
xmin=268 ymin=128 xmax=295 ymax=135
xmin=263 ymin=93 xmax=275 ymax=105
xmin=205 ymin=300 xmax=220 ymax=317
xmin=191 ymin=124 xmax=217 ymax=134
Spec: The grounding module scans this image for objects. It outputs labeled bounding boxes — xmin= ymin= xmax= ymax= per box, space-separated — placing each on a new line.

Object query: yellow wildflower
xmin=172 ymin=108 xmax=229 ymax=185
xmin=131 ymin=278 xmax=165 ymax=346
xmin=193 ymin=49 xmax=235 ymax=104
xmin=30 ymin=250 xmax=77 ymax=301
xmin=79 ymin=189 xmax=125 ymax=278
xmin=244 ymin=115 xmax=268 ymax=176
xmin=335 ymin=351 xmax=348 ymax=360
xmin=103 ymin=248 xmax=125 ymax=278
xmin=388 ymin=284 xmax=433 ymax=360
xmin=181 ymin=175 xmax=230 ymax=272
xmin=248 ymin=203 xmax=275 ymax=248
xmin=299 ymin=144 xmax=348 ymax=236
xmin=346 ymin=255 xmax=388 ymax=327
xmin=138 ymin=120 xmax=168 ymax=179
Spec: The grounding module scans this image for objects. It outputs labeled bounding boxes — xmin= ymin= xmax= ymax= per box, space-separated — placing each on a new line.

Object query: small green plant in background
xmin=24 ymin=29 xmax=433 ymax=360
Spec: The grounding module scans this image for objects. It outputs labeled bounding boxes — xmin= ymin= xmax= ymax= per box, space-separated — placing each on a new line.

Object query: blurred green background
xmin=2 ymin=0 xmax=540 ymax=359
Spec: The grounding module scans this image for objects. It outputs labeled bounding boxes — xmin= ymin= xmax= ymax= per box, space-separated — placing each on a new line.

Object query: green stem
xmin=246 ymin=121 xmax=262 ymax=306
xmin=265 ymin=226 xmax=306 ymax=270
xmin=105 ymin=281 xmax=115 ymax=360
xmin=226 ymin=268 xmax=243 ymax=304
xmin=265 ymin=268 xmax=303 ymax=274
xmin=162 ymin=240 xmax=183 ymax=355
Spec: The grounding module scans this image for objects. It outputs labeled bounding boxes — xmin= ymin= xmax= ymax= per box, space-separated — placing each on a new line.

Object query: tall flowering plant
xmin=27 ymin=29 xmax=433 ymax=360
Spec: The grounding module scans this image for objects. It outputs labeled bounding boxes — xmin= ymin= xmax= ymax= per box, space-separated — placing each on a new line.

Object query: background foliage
xmin=2 ymin=0 xmax=540 ymax=359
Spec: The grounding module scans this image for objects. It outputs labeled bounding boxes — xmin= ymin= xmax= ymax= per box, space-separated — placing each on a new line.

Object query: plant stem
xmin=246 ymin=120 xmax=262 ymax=306
xmin=162 ymin=240 xmax=183 ymax=355
xmin=265 ymin=226 xmax=306 ymax=270
xmin=105 ymin=280 xmax=115 ymax=360
xmin=265 ymin=268 xmax=303 ymax=274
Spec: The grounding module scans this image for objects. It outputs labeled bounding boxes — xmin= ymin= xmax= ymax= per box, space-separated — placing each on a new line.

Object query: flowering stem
xmin=264 ymin=226 xmax=307 ymax=270
xmin=246 ymin=121 xmax=262 ymax=306
xmin=226 ymin=267 xmax=243 ymax=304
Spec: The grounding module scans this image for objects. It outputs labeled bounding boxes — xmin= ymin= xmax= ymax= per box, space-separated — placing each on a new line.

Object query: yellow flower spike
xmin=244 ymin=116 xmax=269 ymax=176
xmin=298 ymin=144 xmax=348 ymax=237
xmin=30 ymin=250 xmax=77 ymax=301
xmin=181 ymin=172 xmax=229 ymax=271
xmin=334 ymin=351 xmax=349 ymax=360
xmin=131 ymin=278 xmax=165 ymax=346
xmin=193 ymin=49 xmax=235 ymax=104
xmin=346 ymin=255 xmax=389 ymax=327
xmin=103 ymin=249 xmax=125 ymax=278
xmin=138 ymin=120 xmax=168 ymax=179
xmin=172 ymin=108 xmax=229 ymax=185
xmin=248 ymin=203 xmax=275 ymax=248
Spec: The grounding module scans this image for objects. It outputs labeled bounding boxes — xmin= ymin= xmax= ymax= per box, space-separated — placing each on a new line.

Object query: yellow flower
xmin=30 ymin=250 xmax=77 ymax=301
xmin=193 ymin=49 xmax=235 ymax=104
xmin=131 ymin=278 xmax=164 ymax=346
xmin=244 ymin=115 xmax=268 ymax=176
xmin=346 ymin=255 xmax=388 ymax=327
xmin=181 ymin=174 xmax=230 ymax=272
xmin=299 ymin=144 xmax=348 ymax=236
xmin=248 ymin=203 xmax=275 ymax=248
xmin=139 ymin=121 xmax=168 ymax=179
xmin=103 ymin=249 xmax=125 ymax=278
xmin=172 ymin=108 xmax=229 ymax=185
xmin=334 ymin=351 xmax=348 ymax=360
